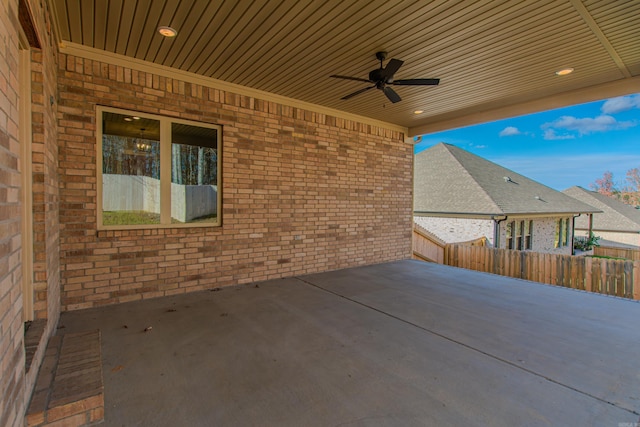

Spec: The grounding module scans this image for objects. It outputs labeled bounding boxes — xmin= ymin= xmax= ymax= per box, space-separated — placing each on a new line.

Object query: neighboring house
xmin=563 ymin=186 xmax=640 ymax=248
xmin=414 ymin=143 xmax=600 ymax=255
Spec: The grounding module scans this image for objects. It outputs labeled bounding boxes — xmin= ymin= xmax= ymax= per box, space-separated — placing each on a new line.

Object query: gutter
xmin=491 ymin=215 xmax=508 ymax=248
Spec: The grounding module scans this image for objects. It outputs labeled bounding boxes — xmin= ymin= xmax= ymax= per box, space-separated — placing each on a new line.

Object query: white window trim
xmin=96 ymin=106 xmax=222 ymax=230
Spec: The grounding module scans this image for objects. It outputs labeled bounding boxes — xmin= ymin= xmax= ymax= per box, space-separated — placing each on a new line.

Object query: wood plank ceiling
xmin=51 ymin=0 xmax=640 ymax=136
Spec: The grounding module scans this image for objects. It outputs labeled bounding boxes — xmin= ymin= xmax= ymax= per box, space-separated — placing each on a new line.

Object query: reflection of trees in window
xmin=102 ymin=134 xmax=160 ymax=178
xmin=171 ymin=123 xmax=218 ymax=186
xmin=171 ymin=144 xmax=217 ymax=185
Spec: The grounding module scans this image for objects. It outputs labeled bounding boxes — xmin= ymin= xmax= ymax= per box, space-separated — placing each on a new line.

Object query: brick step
xmin=26 ymin=330 xmax=104 ymax=426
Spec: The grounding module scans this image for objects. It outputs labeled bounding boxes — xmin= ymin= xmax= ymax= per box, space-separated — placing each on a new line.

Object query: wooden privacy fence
xmin=594 ymin=246 xmax=640 ymax=261
xmin=444 ymin=244 xmax=640 ymax=300
xmin=412 ymin=224 xmax=486 ymax=264
xmin=412 ymin=224 xmax=446 ymax=263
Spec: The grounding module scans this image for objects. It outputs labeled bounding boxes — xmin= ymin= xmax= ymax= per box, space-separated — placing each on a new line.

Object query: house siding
xmin=57 ymin=54 xmax=413 ymax=310
xmin=498 ymin=217 xmax=573 ymax=255
xmin=413 ymin=216 xmax=574 ymax=255
xmin=413 ymin=217 xmax=494 ymax=245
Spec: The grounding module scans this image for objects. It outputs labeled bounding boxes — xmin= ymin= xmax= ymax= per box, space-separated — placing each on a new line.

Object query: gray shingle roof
xmin=562 ymin=186 xmax=640 ymax=232
xmin=414 ymin=143 xmax=600 ymax=217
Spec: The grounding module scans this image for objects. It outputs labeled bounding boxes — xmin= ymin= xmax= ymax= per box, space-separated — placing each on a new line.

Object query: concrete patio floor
xmin=58 ymin=260 xmax=640 ymax=426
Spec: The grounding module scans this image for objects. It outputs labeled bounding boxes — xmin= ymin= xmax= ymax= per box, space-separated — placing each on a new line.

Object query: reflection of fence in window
xmin=102 ymin=174 xmax=217 ymax=223
xmin=102 ymin=174 xmax=161 ymax=223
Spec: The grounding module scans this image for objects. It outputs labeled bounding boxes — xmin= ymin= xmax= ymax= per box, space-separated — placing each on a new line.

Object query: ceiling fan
xmin=330 ymin=51 xmax=439 ymax=103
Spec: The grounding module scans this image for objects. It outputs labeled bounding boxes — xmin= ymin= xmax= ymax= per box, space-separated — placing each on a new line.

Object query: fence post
xmin=584 ymin=256 xmax=592 ymax=293
xmin=633 ymin=261 xmax=640 ymax=301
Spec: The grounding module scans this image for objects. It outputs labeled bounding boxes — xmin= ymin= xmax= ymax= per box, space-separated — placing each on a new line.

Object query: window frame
xmin=555 ymin=217 xmax=571 ymax=248
xmin=524 ymin=220 xmax=533 ymax=250
xmin=516 ymin=220 xmax=524 ymax=250
xmin=563 ymin=217 xmax=570 ymax=247
xmin=506 ymin=221 xmax=514 ymax=250
xmin=96 ymin=106 xmax=222 ymax=230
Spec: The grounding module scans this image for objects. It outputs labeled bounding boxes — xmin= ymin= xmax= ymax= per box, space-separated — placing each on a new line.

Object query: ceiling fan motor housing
xmin=369 ymin=69 xmax=385 ymax=82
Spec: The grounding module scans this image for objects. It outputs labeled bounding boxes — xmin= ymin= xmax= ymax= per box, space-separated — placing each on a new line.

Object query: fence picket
xmin=412 ymin=226 xmax=639 ymax=300
xmin=438 ymin=244 xmax=638 ymax=301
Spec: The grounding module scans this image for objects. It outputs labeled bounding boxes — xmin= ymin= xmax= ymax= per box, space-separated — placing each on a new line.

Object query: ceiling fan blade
xmin=392 ymin=78 xmax=440 ymax=86
xmin=341 ymin=85 xmax=375 ymax=100
xmin=383 ymin=86 xmax=401 ymax=103
xmin=382 ymin=58 xmax=404 ymax=79
xmin=330 ymin=75 xmax=371 ymax=83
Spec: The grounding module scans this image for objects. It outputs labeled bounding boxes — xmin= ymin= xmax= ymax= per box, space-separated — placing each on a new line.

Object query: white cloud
xmin=499 ymin=126 xmax=521 ymax=137
xmin=601 ymin=94 xmax=640 ymax=114
xmin=542 ymin=114 xmax=636 ymax=138
xmin=543 ymin=129 xmax=574 ymax=140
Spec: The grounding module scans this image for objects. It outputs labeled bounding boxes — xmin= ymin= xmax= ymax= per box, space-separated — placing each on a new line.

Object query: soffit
xmin=51 ymin=0 xmax=640 ymax=136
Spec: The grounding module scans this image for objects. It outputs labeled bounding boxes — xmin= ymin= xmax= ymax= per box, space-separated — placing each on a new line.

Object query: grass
xmin=103 ymin=211 xmax=160 ymax=225
xmin=586 ymin=255 xmax=627 ymax=261
xmin=103 ymin=211 xmax=217 ymax=225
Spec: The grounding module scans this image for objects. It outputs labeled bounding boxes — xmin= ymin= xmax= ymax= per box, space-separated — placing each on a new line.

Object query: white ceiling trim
xmin=59 ymin=42 xmax=409 ymax=136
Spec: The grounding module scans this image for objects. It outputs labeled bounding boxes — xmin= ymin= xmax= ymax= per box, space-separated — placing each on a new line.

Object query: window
xmin=524 ymin=220 xmax=533 ymax=250
xmin=555 ymin=218 xmax=570 ymax=248
xmin=506 ymin=221 xmax=514 ymax=249
xmin=98 ymin=107 xmax=221 ymax=229
xmin=506 ymin=220 xmax=532 ymax=251
xmin=516 ymin=220 xmax=524 ymax=250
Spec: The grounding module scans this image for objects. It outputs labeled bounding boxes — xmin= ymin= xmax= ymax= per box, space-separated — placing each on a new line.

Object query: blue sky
xmin=414 ymin=93 xmax=640 ymax=191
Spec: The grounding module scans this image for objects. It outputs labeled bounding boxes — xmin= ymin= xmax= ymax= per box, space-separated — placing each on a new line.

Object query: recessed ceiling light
xmin=158 ymin=26 xmax=178 ymax=38
xmin=124 ymin=117 xmax=133 ymax=122
xmin=413 ymin=110 xmax=424 ymax=114
xmin=555 ymin=68 xmax=574 ymax=76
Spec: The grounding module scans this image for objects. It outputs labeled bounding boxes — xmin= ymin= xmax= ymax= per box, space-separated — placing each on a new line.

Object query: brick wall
xmin=58 ymin=54 xmax=413 ymax=310
xmin=415 ymin=215 xmax=574 ymax=255
xmin=414 ymin=217 xmax=494 ymax=245
xmin=497 ymin=216 xmax=573 ymax=255
xmin=27 ymin=1 xmax=61 ymax=325
xmin=0 ymin=0 xmax=60 ymax=424
xmin=1 ymin=2 xmax=25 ymax=426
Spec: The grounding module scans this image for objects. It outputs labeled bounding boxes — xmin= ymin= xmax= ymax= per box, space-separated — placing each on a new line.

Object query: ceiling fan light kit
xmin=330 ymin=51 xmax=440 ymax=104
